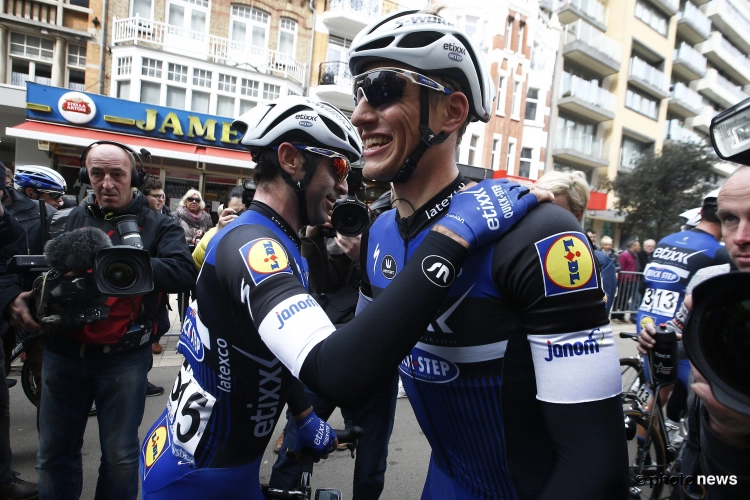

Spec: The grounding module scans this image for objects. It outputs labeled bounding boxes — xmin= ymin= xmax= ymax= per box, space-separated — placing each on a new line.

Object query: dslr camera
xmin=322 ymin=166 xmax=370 ymax=238
xmin=9 ymin=215 xmax=154 ymax=334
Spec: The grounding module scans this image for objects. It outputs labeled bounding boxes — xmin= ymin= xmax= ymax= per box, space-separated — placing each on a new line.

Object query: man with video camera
xmin=0 ymin=142 xmax=197 ymax=500
xmin=638 ymin=101 xmax=750 ymax=498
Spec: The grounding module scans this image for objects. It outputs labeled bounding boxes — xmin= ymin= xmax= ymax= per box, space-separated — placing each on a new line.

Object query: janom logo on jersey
xmin=535 ymin=232 xmax=598 ymax=297
xmin=544 ymin=328 xmax=603 ymax=362
xmin=399 ymin=347 xmax=459 ymax=383
xmin=240 ymin=238 xmax=292 ymax=285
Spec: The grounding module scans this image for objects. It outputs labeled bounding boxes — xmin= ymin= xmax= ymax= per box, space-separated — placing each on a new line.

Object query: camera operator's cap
xmin=14 ymin=165 xmax=67 ymax=193
xmin=685 ymin=271 xmax=750 ymax=416
xmin=232 ymin=96 xmax=363 ymax=163
xmin=348 ymin=9 xmax=495 ymax=123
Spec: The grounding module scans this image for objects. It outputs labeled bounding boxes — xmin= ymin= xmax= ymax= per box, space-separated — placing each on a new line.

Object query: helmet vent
xmin=397 ymin=31 xmax=444 ymax=48
xmin=348 ymin=135 xmax=361 ymax=153
xmin=354 ymin=36 xmax=394 ymax=53
xmin=320 ymin=115 xmax=346 ymax=140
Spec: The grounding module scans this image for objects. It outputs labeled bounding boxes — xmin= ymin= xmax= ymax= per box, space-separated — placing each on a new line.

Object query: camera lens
xmin=702 ymin=300 xmax=750 ymax=399
xmin=104 ymin=260 xmax=138 ymax=290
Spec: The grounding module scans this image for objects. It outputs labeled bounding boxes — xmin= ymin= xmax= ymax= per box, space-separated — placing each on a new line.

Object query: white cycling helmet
xmin=14 ymin=165 xmax=67 ymax=193
xmin=680 ymin=207 xmax=702 ymax=228
xmin=348 ymin=9 xmax=495 ymax=123
xmin=233 ymin=96 xmax=363 ymax=162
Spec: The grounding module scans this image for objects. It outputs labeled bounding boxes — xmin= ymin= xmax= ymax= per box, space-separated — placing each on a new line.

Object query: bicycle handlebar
xmin=619 ymin=332 xmax=639 ymax=340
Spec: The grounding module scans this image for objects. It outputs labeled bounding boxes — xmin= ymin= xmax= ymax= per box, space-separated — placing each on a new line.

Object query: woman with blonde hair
xmin=173 ymin=188 xmax=213 ymax=248
xmin=536 ymin=170 xmax=617 ymax=313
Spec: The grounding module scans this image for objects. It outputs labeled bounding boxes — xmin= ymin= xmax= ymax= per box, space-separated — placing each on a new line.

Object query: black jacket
xmin=0 ymin=192 xmax=196 ymax=345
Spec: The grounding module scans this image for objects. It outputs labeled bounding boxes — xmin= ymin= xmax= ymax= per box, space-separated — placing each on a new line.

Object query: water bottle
xmin=649 ymin=323 xmax=678 ymax=384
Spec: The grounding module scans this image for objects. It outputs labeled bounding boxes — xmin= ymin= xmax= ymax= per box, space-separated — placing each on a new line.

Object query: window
xmin=519 ymin=148 xmax=532 ymax=178
xmin=263 ymin=83 xmax=280 ymax=100
xmin=496 ymin=75 xmax=507 ymax=113
xmin=468 ymin=135 xmax=479 ymax=166
xmin=506 ymin=140 xmax=516 ymax=173
xmin=241 ymin=79 xmax=259 ymax=97
xmin=634 ymin=0 xmax=667 ymax=36
xmin=10 ymin=58 xmax=51 ymax=86
xmin=464 ymin=15 xmax=479 ymax=38
xmin=117 ymin=57 xmax=132 ymax=76
xmin=505 ymin=18 xmax=513 ymax=49
xmin=490 ymin=138 xmax=501 ymax=170
xmin=625 ymin=87 xmax=658 ymax=119
xmin=217 ymin=95 xmax=235 ymax=117
xmin=117 ymin=81 xmax=131 ymax=99
xmin=620 ymin=137 xmax=649 ymax=169
xmin=218 ymin=74 xmax=237 ymax=93
xmin=141 ymin=58 xmax=162 ymax=78
xmin=131 ymin=0 xmax=153 ymax=19
xmin=517 ymin=23 xmax=525 ymax=53
xmin=140 ymin=81 xmax=161 ymax=104
xmin=192 ymin=90 xmax=210 ymax=113
xmin=193 ymin=69 xmax=212 ymax=88
xmin=166 ymin=0 xmax=209 ymax=35
xmin=166 ymin=86 xmax=186 ymax=108
xmin=230 ymin=5 xmax=269 ymax=49
xmin=524 ymin=88 xmax=539 ymax=121
xmin=10 ymin=33 xmax=54 ymax=61
xmin=278 ymin=18 xmax=297 ymax=57
xmin=240 ymin=100 xmax=256 ymax=114
xmin=167 ymin=63 xmax=188 ymax=83
xmin=511 ymin=81 xmax=522 ymax=118
xmin=68 ymin=70 xmax=85 ymax=91
xmin=67 ymin=45 xmax=86 ymax=68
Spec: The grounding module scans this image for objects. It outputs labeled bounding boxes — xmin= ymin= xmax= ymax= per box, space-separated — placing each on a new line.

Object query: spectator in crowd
xmin=600 ymin=236 xmax=620 ymax=271
xmin=0 ymin=142 xmax=197 ymax=500
xmin=638 ymin=238 xmax=655 ymax=270
xmin=3 ymin=165 xmax=11 ymax=188
xmin=0 ymin=161 xmax=38 ymax=499
xmin=535 ymin=171 xmax=617 ymax=313
xmin=173 ymin=189 xmax=212 ymax=248
xmin=192 ymin=185 xmax=246 ymax=269
xmin=613 ymin=239 xmax=641 ymax=322
xmin=587 ymin=229 xmax=598 ymax=249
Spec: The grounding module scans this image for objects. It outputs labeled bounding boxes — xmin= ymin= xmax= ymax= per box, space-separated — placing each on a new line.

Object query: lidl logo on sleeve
xmin=239 ymin=238 xmax=292 ymax=285
xmin=535 ymin=232 xmax=598 ymax=297
xmin=141 ymin=419 xmax=170 ymax=480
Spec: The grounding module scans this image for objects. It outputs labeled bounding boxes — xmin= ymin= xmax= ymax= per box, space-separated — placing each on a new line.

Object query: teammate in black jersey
xmin=347 ymin=6 xmax=628 ymax=499
xmin=139 ymin=96 xmax=548 ymax=499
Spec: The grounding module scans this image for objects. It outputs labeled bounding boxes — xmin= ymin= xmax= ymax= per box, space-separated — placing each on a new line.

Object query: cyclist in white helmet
xmin=139 ymin=95 xmax=544 ymax=499
xmin=349 ymin=6 xmax=627 ymax=499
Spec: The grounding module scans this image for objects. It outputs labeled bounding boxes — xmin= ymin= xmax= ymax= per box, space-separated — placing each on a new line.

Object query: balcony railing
xmin=671 ymin=82 xmax=704 ymax=112
xmin=718 ymin=35 xmax=750 ymax=74
xmin=564 ymin=20 xmax=622 ymax=64
xmin=318 ymin=61 xmax=352 ymax=87
xmin=673 ymin=42 xmax=708 ymax=74
xmin=718 ymin=0 xmax=750 ymax=40
xmin=714 ymin=70 xmax=750 ymax=102
xmin=560 ymin=0 xmax=608 ymax=26
xmin=665 ymin=119 xmax=704 ymax=143
xmin=654 ymin=0 xmax=679 ymax=14
xmin=554 ymin=127 xmax=609 ymax=159
xmin=560 ymin=72 xmax=616 ymax=112
xmin=629 ymin=56 xmax=667 ymax=93
xmin=112 ymin=16 xmax=307 ymax=85
xmin=325 ymin=0 xmax=380 ymax=17
xmin=678 ymin=0 xmax=711 ymax=38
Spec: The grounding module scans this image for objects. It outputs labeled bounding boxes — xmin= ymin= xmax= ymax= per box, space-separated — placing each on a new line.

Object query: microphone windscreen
xmin=44 ymin=227 xmax=112 ymax=273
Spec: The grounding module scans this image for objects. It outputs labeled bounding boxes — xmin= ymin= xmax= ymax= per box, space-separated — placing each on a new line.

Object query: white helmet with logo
xmin=680 ymin=207 xmax=702 ymax=228
xmin=233 ymin=96 xmax=363 ymax=162
xmin=14 ymin=165 xmax=67 ymax=192
xmin=348 ymin=9 xmax=495 ymax=123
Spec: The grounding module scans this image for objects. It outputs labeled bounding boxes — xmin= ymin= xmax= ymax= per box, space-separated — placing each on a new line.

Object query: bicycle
xmin=261 ymin=426 xmax=364 ymax=500
xmin=620 ymin=332 xmax=685 ymax=500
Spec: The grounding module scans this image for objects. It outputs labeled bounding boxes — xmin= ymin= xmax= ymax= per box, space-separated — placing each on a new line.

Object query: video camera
xmin=322 ymin=166 xmax=369 ymax=238
xmin=8 ymin=215 xmax=154 ymax=334
xmin=242 ymin=178 xmax=256 ymax=208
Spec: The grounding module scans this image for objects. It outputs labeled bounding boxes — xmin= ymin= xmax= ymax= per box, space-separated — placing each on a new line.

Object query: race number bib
xmin=166 ymin=362 xmax=216 ymax=462
xmin=639 ymin=288 xmax=679 ymax=317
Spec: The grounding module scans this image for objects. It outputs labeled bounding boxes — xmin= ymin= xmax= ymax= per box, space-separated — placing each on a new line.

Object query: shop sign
xmin=24 ymin=83 xmax=244 ymax=150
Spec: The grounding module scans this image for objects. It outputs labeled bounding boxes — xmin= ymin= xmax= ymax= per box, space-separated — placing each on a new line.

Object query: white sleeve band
xmin=527 ymin=325 xmax=621 ymax=404
xmin=257 ymin=294 xmax=336 ymax=378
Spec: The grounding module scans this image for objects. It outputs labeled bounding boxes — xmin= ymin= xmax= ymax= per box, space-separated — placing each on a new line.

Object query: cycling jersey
xmin=141 ymin=200 xmax=475 ymax=498
xmin=636 ymin=229 xmax=730 ymax=331
xmin=359 ymin=175 xmax=627 ymax=500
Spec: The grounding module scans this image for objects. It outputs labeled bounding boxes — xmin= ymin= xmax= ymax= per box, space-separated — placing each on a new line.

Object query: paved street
xmin=5 ymin=308 xmax=640 ymax=499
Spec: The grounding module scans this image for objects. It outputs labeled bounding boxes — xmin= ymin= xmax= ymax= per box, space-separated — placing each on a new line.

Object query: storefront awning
xmin=6 ymin=121 xmax=254 ymax=169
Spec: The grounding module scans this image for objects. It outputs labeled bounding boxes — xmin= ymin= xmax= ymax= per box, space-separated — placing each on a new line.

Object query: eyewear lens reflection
xmin=187 ymin=197 xmax=201 ymax=203
xmin=353 ymin=71 xmax=407 ymax=108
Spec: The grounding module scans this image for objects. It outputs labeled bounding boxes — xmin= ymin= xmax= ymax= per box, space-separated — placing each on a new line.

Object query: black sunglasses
xmin=36 ymin=189 xmax=63 ymax=200
xmin=186 ymin=197 xmax=201 ymax=203
xmin=352 ymin=67 xmax=454 ymax=109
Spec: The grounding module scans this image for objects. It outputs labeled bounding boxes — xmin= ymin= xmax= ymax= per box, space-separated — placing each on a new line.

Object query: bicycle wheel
xmin=621 ymin=358 xmax=646 ymax=396
xmin=624 ymin=408 xmax=668 ymax=500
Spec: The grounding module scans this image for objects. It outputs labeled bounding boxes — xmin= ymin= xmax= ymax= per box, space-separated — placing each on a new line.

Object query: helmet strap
xmin=278 ymin=154 xmax=322 ymax=227
xmin=390 ymin=87 xmax=448 ymax=183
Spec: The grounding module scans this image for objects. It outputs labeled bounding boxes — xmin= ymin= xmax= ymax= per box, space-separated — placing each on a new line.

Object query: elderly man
xmin=0 ymin=142 xmax=197 ymax=500
xmin=638 ymin=166 xmax=750 ymax=499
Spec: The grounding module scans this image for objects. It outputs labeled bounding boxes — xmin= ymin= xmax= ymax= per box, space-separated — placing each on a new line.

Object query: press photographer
xmin=0 ymin=141 xmax=197 ymax=500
